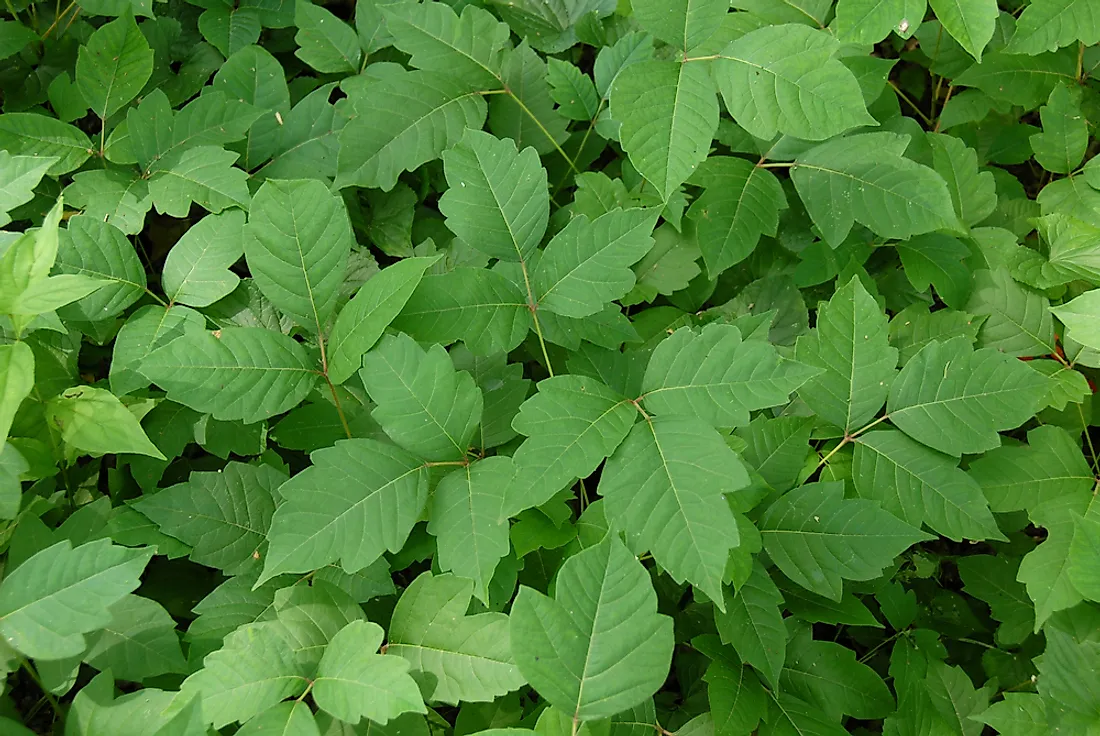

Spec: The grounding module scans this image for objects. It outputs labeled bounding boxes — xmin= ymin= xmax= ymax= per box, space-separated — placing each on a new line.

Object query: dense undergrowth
xmin=0 ymin=0 xmax=1099 ymax=733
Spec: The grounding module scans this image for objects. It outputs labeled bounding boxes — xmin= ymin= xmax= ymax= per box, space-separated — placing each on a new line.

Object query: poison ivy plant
xmin=0 ymin=0 xmax=1098 ymax=733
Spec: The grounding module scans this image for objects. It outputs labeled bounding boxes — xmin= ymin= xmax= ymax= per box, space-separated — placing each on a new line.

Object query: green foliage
xmin=0 ymin=0 xmax=1098 ymax=733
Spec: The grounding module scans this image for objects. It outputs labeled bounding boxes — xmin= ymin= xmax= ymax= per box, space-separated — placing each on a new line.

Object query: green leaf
xmin=642 ymin=323 xmax=818 ymax=428
xmin=383 ymin=2 xmax=510 ymax=89
xmin=853 ymin=429 xmax=1004 ymax=542
xmin=886 ymin=336 xmax=1048 ymax=456
xmin=700 ymin=638 xmax=768 ymax=736
xmin=162 ymin=210 xmax=244 ymax=308
xmin=969 ymin=425 xmax=1094 ymax=514
xmin=0 ymin=539 xmax=151 ymax=660
xmin=760 ymin=481 xmax=931 ymax=600
xmin=972 ymin=693 xmax=1049 ymax=736
xmin=488 ymin=43 xmax=569 ymax=156
xmin=953 ymin=49 xmax=1077 ymax=109
xmin=76 ymin=12 xmax=153 ymax=120
xmin=438 ymin=129 xmax=549 ymax=263
xmin=835 ymin=0 xmax=925 ymax=44
xmin=795 ymin=276 xmax=897 ymax=432
xmin=135 ymin=463 xmax=284 ymax=574
xmin=387 ymin=572 xmax=526 ymax=704
xmin=956 ymin=555 xmax=1034 ymax=645
xmin=782 ymin=624 xmax=895 ymax=719
xmin=507 ymin=374 xmax=636 ymax=518
xmin=686 ymin=157 xmax=787 ymax=278
xmin=55 ymin=215 xmax=147 ymax=320
xmin=966 ymin=268 xmax=1056 ymax=358
xmin=148 ymin=146 xmax=251 ymax=217
xmin=64 ymin=170 xmax=151 ymax=235
xmin=598 ymin=415 xmax=750 ymax=607
xmin=198 ymin=7 xmax=261 ymax=59
xmin=235 ymin=701 xmax=320 ymax=736
xmin=46 ymin=386 xmax=165 ymax=460
xmin=547 ymin=59 xmax=599 ymax=120
xmin=181 ymin=622 xmax=308 ymax=729
xmin=211 ymin=46 xmax=289 ymax=170
xmin=1006 ymin=0 xmax=1100 ymax=54
xmin=1031 ymin=84 xmax=1088 ymax=175
xmin=714 ymin=24 xmax=875 ymax=141
xmin=510 ymin=534 xmax=674 ymax=720
xmin=0 ymin=152 xmax=55 ymax=227
xmin=715 ymin=561 xmax=786 ymax=688
xmin=141 ymin=327 xmax=319 ymax=423
xmin=1017 ymin=494 xmax=1098 ymax=627
xmin=360 ymin=333 xmax=483 ymax=461
xmin=631 ymin=0 xmax=729 ymax=52
xmin=927 ymin=0 xmax=997 ymax=61
xmin=110 ymin=304 xmax=205 ymax=397
xmin=0 ymin=114 xmax=93 ymax=176
xmin=313 ymin=620 xmax=425 ymax=724
xmin=67 ymin=673 xmax=199 ymax=736
xmin=261 ymin=439 xmax=428 ymax=583
xmin=0 ymin=342 xmax=33 ymax=445
xmin=1068 ymin=514 xmax=1100 ymax=603
xmin=428 ymin=457 xmax=512 ymax=605
xmin=928 ymin=132 xmax=997 ymax=227
xmin=534 ymin=209 xmax=656 ymax=318
xmin=294 ymin=0 xmax=361 ymax=74
xmin=82 ymin=594 xmax=188 ymax=682
xmin=336 ymin=69 xmax=487 ymax=192
xmin=792 ymin=132 xmax=959 ymax=246
xmin=327 ymin=256 xmax=439 ymax=385
xmin=609 ymin=60 xmax=718 ymax=202
xmin=1051 ymin=289 xmax=1100 ymax=353
xmin=244 ymin=179 xmax=351 ymax=333
xmin=0 ymin=20 xmax=36 ymax=62
xmin=391 ymin=269 xmax=533 ymax=355
xmin=735 ymin=415 xmax=814 ymax=493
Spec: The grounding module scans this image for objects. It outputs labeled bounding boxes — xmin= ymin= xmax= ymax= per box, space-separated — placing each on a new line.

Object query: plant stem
xmin=888 ymin=81 xmax=934 ymax=127
xmin=21 ymin=659 xmax=63 ymax=727
xmin=506 ymin=90 xmax=579 ymax=175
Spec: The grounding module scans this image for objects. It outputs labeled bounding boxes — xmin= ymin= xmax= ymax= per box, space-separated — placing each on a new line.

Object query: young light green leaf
xmin=360 ymin=333 xmax=483 ymax=461
xmin=715 ymin=561 xmax=786 ymax=688
xmin=686 ymin=157 xmax=787 ymax=278
xmin=715 ymin=24 xmax=875 ymax=141
xmin=0 ymin=152 xmax=55 ymax=227
xmin=45 ymin=386 xmax=165 ymax=460
xmin=792 ymin=132 xmax=959 ymax=246
xmin=313 ymin=620 xmax=426 ymax=725
xmin=336 ymin=69 xmax=487 ymax=192
xmin=235 ymin=701 xmax=320 ymax=736
xmin=383 ymin=2 xmax=510 ymax=89
xmin=507 ymin=375 xmax=636 ymax=519
xmin=598 ymin=416 xmax=750 ymax=608
xmin=0 ymin=342 xmax=33 ymax=445
xmin=162 ymin=210 xmax=244 ymax=308
xmin=391 ymin=268 xmax=532 ymax=356
xmin=534 ymin=208 xmax=657 ymax=318
xmin=327 ymin=256 xmax=440 ymax=385
xmin=76 ymin=12 xmax=153 ymax=120
xmin=388 ymin=572 xmax=526 ymax=704
xmin=261 ymin=439 xmax=428 ymax=583
xmin=1051 ymin=289 xmax=1100 ymax=353
xmin=1006 ymin=0 xmax=1100 ymax=54
xmin=642 ymin=323 xmax=819 ymax=428
xmin=294 ymin=0 xmax=361 ymax=74
xmin=244 ymin=179 xmax=352 ymax=333
xmin=510 ymin=534 xmax=674 ymax=720
xmin=0 ymin=539 xmax=152 ymax=660
xmin=135 ymin=463 xmax=284 ymax=574
xmin=927 ymin=0 xmax=996 ymax=61
xmin=631 ymin=0 xmax=728 ymax=52
xmin=609 ymin=60 xmax=718 ymax=202
xmin=795 ymin=277 xmax=897 ymax=432
xmin=148 ymin=146 xmax=250 ymax=217
xmin=853 ymin=429 xmax=1005 ymax=542
xmin=429 ymin=457 xmax=512 ymax=604
xmin=439 ymin=129 xmax=549 ymax=263
xmin=181 ymin=622 xmax=309 ymax=729
xmin=142 ymin=327 xmax=319 ymax=423
xmin=760 ymin=482 xmax=931 ymax=601
xmin=886 ymin=336 xmax=1048 ymax=456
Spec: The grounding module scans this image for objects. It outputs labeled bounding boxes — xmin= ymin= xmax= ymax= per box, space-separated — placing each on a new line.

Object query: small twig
xmin=888 ymin=81 xmax=934 ymax=127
